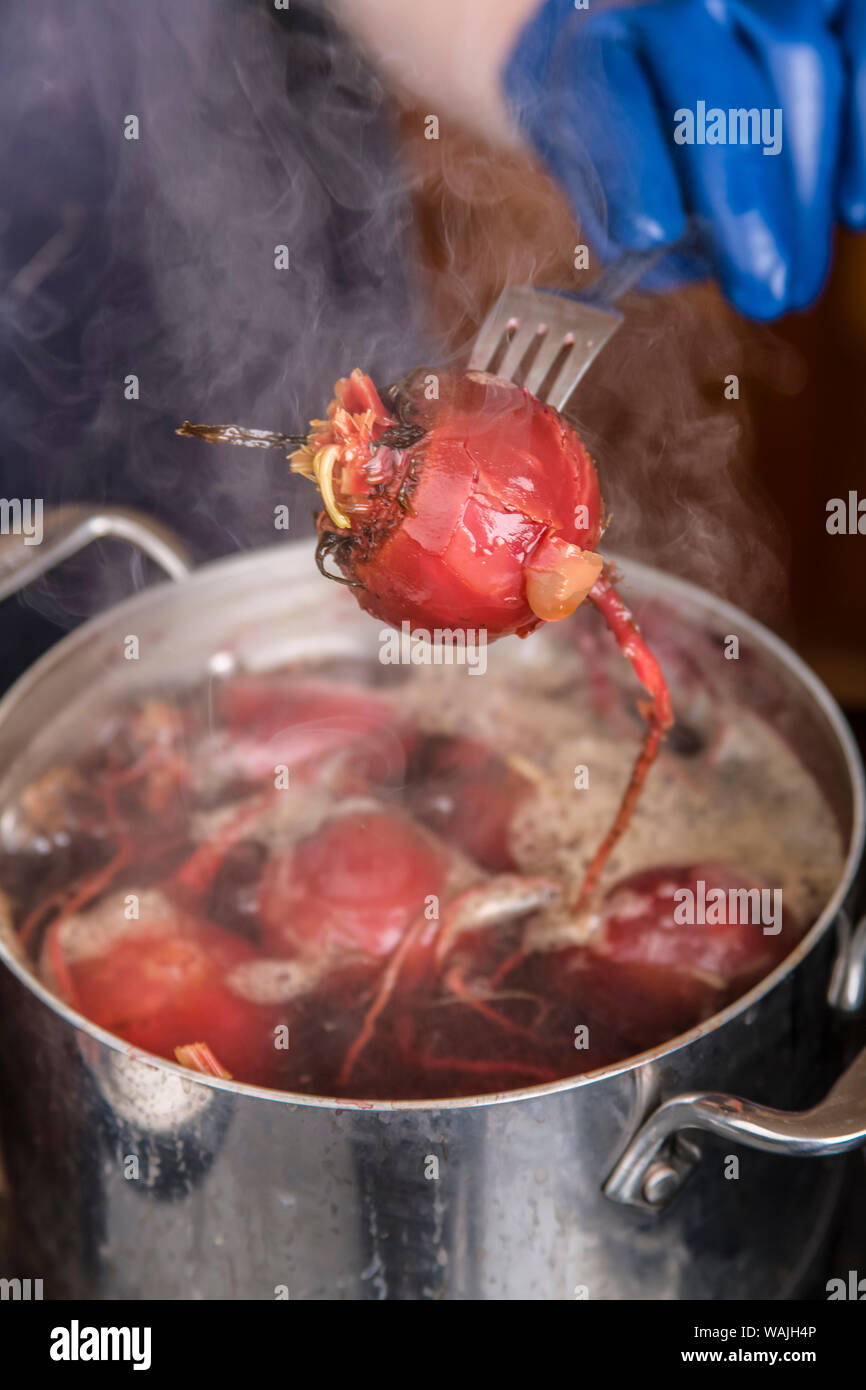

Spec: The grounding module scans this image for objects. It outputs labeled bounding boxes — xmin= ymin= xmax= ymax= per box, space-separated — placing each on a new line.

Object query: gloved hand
xmin=503 ymin=0 xmax=849 ymax=319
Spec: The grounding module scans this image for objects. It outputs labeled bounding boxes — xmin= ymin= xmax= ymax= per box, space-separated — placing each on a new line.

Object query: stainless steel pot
xmin=0 ymin=515 xmax=864 ymax=1300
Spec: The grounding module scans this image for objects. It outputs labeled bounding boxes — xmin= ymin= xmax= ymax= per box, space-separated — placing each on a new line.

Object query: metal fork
xmin=468 ymin=246 xmax=665 ymax=411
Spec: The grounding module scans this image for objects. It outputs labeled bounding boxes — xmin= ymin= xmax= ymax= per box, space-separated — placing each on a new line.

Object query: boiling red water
xmin=2 ymin=670 xmax=805 ymax=1099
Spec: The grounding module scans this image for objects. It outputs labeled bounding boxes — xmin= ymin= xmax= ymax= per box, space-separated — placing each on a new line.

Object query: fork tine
xmin=468 ymin=296 xmax=518 ymax=374
xmin=524 ymin=301 xmax=621 ymax=410
xmin=495 ymin=321 xmax=544 ymax=385
xmin=469 ymin=287 xmax=622 ymax=409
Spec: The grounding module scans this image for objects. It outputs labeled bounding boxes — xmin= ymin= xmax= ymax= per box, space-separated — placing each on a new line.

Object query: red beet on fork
xmin=179 ymin=364 xmax=674 ymax=914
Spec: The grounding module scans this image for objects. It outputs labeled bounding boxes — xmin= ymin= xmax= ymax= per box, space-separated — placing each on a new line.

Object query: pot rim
xmin=0 ymin=543 xmax=863 ymax=1112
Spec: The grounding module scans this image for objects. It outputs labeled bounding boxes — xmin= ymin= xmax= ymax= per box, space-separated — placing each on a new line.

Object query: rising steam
xmin=397 ymin=120 xmax=801 ymax=623
xmin=0 ymin=0 xmax=796 ymax=630
xmin=0 ymin=0 xmax=430 ymax=622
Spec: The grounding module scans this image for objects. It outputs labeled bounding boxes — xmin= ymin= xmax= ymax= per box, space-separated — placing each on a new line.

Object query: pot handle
xmin=605 ymin=914 xmax=866 ymax=1211
xmin=0 ymin=504 xmax=191 ymax=603
xmin=604 ymin=1044 xmax=866 ymax=1211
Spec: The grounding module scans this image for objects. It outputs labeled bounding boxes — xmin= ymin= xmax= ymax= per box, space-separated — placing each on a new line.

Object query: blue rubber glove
xmin=835 ymin=0 xmax=866 ymax=225
xmin=504 ymin=0 xmax=845 ymax=319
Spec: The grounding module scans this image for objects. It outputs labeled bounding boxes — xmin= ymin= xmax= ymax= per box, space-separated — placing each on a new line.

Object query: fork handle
xmin=579 ymin=227 xmax=704 ymax=308
xmin=578 ymin=245 xmax=666 ymax=307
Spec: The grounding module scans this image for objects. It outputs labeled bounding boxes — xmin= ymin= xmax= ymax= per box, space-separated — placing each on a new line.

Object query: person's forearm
xmin=329 ymin=0 xmax=537 ymax=143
